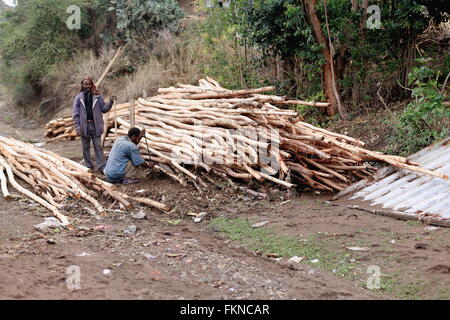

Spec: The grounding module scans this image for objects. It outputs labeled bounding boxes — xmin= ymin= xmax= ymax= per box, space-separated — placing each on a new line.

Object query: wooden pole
xmin=95 ymin=45 xmax=126 ymax=88
xmin=130 ymin=97 xmax=135 ymax=128
xmin=114 ymin=100 xmax=118 ymax=140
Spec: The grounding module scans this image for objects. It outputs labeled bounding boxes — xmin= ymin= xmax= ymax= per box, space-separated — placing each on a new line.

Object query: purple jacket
xmin=72 ymin=92 xmax=113 ymax=137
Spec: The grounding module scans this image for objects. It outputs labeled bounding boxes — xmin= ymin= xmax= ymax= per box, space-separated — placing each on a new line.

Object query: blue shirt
xmin=105 ymin=136 xmax=145 ymax=182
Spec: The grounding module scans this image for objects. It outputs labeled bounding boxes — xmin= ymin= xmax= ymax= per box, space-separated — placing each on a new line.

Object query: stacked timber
xmin=45 ymin=102 xmax=133 ymax=141
xmin=0 ymin=136 xmax=170 ymax=227
xmin=104 ymin=77 xmax=448 ymax=192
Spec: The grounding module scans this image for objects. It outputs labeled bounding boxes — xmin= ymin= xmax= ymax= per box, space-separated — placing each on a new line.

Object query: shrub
xmin=387 ymin=62 xmax=449 ymax=156
xmin=111 ymin=0 xmax=184 ymax=41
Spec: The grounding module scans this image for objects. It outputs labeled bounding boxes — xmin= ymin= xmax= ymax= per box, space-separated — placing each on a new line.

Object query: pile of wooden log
xmin=0 ymin=136 xmax=170 ymax=227
xmin=104 ymin=78 xmax=448 ymax=192
xmin=45 ymin=102 xmax=133 ymax=141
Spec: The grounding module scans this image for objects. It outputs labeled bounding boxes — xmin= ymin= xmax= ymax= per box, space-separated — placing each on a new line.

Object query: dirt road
xmin=0 ymin=88 xmax=448 ymax=300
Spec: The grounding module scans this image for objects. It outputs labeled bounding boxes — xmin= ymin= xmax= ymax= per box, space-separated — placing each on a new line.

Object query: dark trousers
xmin=81 ymin=122 xmax=106 ymax=171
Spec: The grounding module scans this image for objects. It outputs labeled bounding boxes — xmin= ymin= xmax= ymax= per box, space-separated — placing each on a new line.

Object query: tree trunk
xmin=352 ymin=0 xmax=369 ymax=106
xmin=400 ymin=32 xmax=417 ymax=88
xmin=304 ymin=0 xmax=340 ymax=117
xmin=334 ymin=46 xmax=347 ymax=82
xmin=89 ymin=8 xmax=100 ymax=58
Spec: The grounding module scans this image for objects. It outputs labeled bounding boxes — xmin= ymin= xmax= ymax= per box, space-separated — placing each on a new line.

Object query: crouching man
xmin=104 ymin=127 xmax=155 ymax=184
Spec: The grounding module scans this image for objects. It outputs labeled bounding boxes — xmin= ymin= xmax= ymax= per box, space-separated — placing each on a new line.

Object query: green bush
xmin=0 ymin=0 xmax=91 ymax=98
xmin=387 ymin=63 xmax=449 ymax=156
xmin=111 ymin=0 xmax=184 ymax=41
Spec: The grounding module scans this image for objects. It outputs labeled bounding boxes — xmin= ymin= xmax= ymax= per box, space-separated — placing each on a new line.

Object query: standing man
xmin=72 ymin=78 xmax=116 ymax=172
xmin=104 ymin=127 xmax=155 ymax=184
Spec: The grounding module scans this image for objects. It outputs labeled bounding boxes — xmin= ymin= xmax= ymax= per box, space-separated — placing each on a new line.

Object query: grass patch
xmin=397 ymin=279 xmax=428 ymax=300
xmin=211 ymin=217 xmax=360 ymax=279
xmin=405 ymin=220 xmax=422 ymax=227
xmin=368 ymin=269 xmax=433 ymax=300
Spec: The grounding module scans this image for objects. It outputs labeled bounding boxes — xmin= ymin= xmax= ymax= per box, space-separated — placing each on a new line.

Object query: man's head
xmin=128 ymin=127 xmax=142 ymax=145
xmin=80 ymin=78 xmax=94 ymax=92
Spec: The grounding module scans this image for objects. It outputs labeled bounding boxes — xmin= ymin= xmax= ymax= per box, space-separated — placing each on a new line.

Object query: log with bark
xmin=0 ymin=136 xmax=170 ymax=227
xmin=45 ymin=102 xmax=134 ymax=140
xmin=102 ymin=78 xmax=448 ymax=194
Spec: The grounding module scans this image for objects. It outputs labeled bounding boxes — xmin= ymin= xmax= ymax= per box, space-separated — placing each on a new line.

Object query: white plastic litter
xmin=33 ymin=217 xmax=63 ymax=231
xmin=345 ymin=247 xmax=370 ymax=252
xmin=251 ymin=221 xmax=270 ymax=228
xmin=289 ymin=256 xmax=304 ymax=263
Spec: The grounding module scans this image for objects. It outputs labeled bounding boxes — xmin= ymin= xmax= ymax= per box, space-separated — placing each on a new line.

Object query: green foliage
xmin=0 ymin=0 xmax=93 ymax=96
xmin=387 ymin=62 xmax=449 ymax=156
xmin=0 ymin=0 xmax=184 ymax=103
xmin=211 ymin=217 xmax=361 ymax=279
xmin=221 ymin=0 xmax=449 ymax=108
xmin=186 ymin=7 xmax=268 ymax=90
xmin=109 ymin=0 xmax=184 ymax=42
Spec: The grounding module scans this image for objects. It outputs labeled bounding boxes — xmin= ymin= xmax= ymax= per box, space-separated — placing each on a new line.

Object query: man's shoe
xmin=122 ymin=178 xmax=140 ymax=184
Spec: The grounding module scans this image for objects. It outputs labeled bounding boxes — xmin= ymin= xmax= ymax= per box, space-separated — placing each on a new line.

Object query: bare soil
xmin=0 ymin=88 xmax=449 ymax=300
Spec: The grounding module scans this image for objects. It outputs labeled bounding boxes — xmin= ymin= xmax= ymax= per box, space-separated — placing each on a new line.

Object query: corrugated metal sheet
xmin=333 ymin=137 xmax=450 ymax=226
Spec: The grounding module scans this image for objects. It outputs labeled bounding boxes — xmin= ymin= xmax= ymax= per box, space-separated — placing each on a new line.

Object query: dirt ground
xmin=0 ymin=87 xmax=449 ymax=300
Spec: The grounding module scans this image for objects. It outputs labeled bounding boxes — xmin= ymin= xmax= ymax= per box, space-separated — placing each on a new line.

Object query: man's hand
xmin=138 ymin=128 xmax=146 ymax=142
xmin=75 ymin=129 xmax=81 ymax=136
xmin=142 ymin=161 xmax=156 ymax=169
xmin=110 ymin=95 xmax=117 ymax=104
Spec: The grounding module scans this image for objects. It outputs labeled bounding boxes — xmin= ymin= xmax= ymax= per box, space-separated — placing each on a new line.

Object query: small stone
xmin=424 ymin=226 xmax=439 ymax=232
xmin=113 ymin=263 xmax=123 ymax=267
xmin=142 ymin=253 xmax=157 ymax=259
xmin=131 ymin=210 xmax=146 ymax=220
xmin=46 ymin=238 xmax=56 ymax=244
xmin=103 ymin=269 xmax=111 ymax=275
xmin=310 ymin=259 xmax=319 ymax=263
xmin=307 ymin=269 xmax=316 ymax=275
xmin=390 ymin=239 xmax=396 ymax=244
xmin=124 ymin=225 xmax=137 ymax=236
xmin=193 ymin=212 xmax=208 ymax=223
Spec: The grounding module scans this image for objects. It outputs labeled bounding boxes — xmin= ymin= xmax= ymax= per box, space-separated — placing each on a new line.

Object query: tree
xmin=229 ymin=0 xmax=449 ymax=118
xmin=109 ymin=0 xmax=184 ymax=42
xmin=304 ymin=0 xmax=344 ymax=117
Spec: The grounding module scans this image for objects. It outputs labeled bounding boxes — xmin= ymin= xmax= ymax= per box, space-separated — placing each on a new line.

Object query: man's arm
xmin=99 ymin=95 xmax=116 ymax=113
xmin=72 ymin=96 xmax=81 ymax=136
xmin=129 ymin=144 xmax=155 ymax=169
xmin=137 ymin=129 xmax=155 ymax=168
